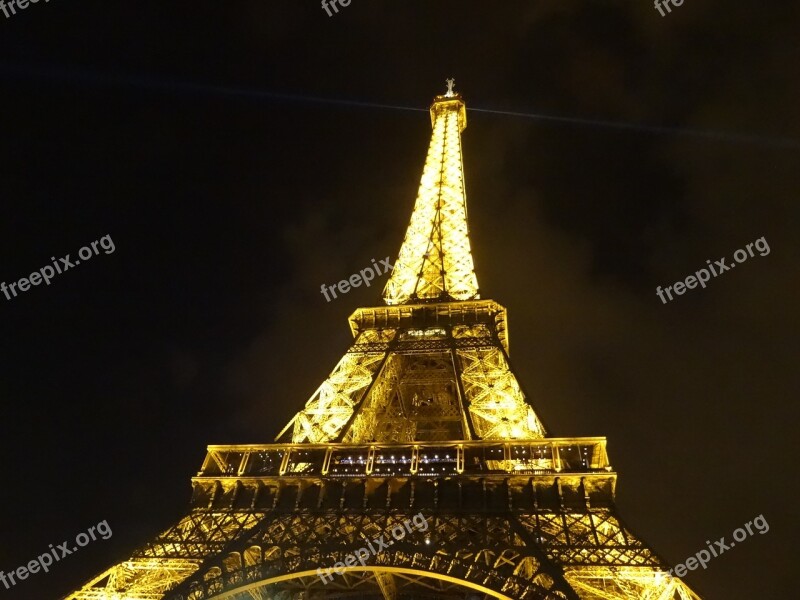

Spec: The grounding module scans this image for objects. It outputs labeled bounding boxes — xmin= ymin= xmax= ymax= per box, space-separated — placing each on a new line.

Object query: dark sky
xmin=1 ymin=2 xmax=798 ymax=599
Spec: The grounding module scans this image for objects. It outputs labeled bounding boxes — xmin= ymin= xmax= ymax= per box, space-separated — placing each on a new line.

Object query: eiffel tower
xmin=65 ymin=83 xmax=703 ymax=600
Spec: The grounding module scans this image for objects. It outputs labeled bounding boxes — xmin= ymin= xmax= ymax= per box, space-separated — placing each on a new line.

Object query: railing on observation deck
xmin=196 ymin=438 xmax=612 ymax=480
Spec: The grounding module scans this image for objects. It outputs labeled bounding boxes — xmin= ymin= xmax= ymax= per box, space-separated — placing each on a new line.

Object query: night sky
xmin=1 ymin=2 xmax=798 ymax=599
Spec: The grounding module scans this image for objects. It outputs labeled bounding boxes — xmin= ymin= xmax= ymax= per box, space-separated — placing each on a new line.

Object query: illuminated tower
xmin=65 ymin=82 xmax=703 ymax=600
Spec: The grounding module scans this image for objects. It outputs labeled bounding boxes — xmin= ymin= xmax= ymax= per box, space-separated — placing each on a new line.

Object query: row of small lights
xmin=333 ymin=453 xmax=459 ymax=475
xmin=212 ymin=445 xmax=597 ymax=473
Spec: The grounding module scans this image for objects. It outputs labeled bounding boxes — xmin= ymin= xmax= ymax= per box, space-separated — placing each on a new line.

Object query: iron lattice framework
xmin=382 ymin=93 xmax=479 ymax=305
xmin=64 ymin=85 xmax=702 ymax=600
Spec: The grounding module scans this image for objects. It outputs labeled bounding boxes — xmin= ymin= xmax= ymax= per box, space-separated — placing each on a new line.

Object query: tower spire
xmin=382 ymin=82 xmax=479 ymax=305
